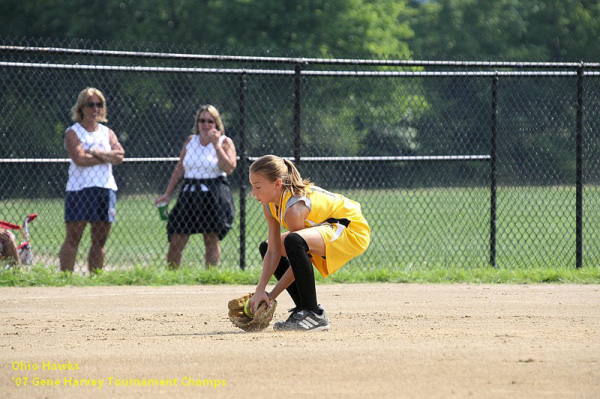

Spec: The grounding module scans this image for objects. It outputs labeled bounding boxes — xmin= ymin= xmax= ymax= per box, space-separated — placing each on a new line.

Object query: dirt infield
xmin=1 ymin=284 xmax=599 ymax=399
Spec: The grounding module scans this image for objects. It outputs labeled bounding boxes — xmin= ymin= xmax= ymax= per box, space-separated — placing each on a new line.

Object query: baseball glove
xmin=228 ymin=293 xmax=277 ymax=332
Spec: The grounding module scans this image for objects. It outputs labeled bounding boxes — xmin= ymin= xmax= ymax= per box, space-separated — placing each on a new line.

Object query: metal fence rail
xmin=1 ymin=37 xmax=598 ymax=273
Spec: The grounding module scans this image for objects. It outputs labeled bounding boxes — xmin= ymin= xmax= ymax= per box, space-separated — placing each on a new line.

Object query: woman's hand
xmin=65 ymin=130 xmax=104 ymax=167
xmin=155 ymin=194 xmax=170 ymax=206
xmin=208 ymin=128 xmax=222 ymax=146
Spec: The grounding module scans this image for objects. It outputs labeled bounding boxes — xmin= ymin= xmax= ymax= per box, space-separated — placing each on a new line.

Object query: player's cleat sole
xmin=273 ymin=308 xmax=330 ymax=332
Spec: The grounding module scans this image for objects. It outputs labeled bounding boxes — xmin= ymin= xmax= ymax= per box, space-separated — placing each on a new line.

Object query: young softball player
xmin=248 ymin=155 xmax=371 ymax=331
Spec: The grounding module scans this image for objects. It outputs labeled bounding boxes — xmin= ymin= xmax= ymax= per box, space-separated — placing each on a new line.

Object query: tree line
xmin=1 ymin=0 xmax=599 ymax=61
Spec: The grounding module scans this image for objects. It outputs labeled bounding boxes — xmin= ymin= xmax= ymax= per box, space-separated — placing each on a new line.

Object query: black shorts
xmin=167 ymin=177 xmax=235 ymax=241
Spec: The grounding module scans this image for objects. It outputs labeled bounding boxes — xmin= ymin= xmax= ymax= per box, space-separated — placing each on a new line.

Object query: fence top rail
xmin=0 ymin=61 xmax=593 ymax=78
xmin=258 ymin=155 xmax=492 ymax=162
xmin=1 ymin=155 xmax=491 ymax=164
xmin=2 ymin=45 xmax=600 ymax=69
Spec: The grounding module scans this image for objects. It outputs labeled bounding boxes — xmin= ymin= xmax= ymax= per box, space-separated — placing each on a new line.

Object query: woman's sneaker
xmin=273 ymin=307 xmax=330 ymax=332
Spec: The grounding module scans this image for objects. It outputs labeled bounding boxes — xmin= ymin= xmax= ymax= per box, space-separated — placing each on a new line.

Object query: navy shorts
xmin=65 ymin=187 xmax=117 ymax=222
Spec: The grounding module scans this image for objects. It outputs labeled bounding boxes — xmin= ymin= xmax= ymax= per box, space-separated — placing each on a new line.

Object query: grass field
xmin=1 ymin=185 xmax=599 ymax=285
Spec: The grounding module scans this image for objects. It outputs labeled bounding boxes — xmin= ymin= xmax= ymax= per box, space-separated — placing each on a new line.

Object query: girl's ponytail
xmin=250 ymin=155 xmax=311 ymax=197
xmin=282 ymin=158 xmax=311 ymax=196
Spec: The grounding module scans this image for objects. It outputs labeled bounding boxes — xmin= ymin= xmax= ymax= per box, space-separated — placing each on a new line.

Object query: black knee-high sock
xmin=258 ymin=241 xmax=301 ymax=308
xmin=283 ymin=233 xmax=319 ymax=314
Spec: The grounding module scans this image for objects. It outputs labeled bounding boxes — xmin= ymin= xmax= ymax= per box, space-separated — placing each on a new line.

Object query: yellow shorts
xmin=310 ymin=218 xmax=371 ymax=278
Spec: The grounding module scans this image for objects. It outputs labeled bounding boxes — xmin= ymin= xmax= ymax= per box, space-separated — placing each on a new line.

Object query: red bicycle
xmin=0 ymin=213 xmax=38 ymax=265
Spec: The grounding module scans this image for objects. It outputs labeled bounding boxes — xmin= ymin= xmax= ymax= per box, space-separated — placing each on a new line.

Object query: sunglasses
xmin=85 ymin=102 xmax=104 ymax=108
xmin=198 ymin=118 xmax=215 ymax=124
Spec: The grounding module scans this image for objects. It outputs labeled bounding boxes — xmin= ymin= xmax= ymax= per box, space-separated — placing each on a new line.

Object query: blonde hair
xmin=70 ymin=87 xmax=108 ymax=123
xmin=250 ymin=155 xmax=311 ymax=197
xmin=192 ymin=105 xmax=225 ymax=135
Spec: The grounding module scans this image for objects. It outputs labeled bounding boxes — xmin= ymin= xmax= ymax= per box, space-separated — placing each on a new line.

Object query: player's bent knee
xmin=284 ymin=232 xmax=309 ymax=255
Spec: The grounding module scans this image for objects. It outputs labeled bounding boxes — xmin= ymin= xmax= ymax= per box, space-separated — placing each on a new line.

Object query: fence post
xmin=238 ymin=72 xmax=247 ymax=270
xmin=576 ymin=63 xmax=584 ymax=269
xmin=490 ymin=74 xmax=499 ymax=268
xmin=294 ymin=64 xmax=302 ymax=164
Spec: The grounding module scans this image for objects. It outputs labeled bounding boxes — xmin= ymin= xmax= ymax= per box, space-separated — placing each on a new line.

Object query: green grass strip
xmin=1 ymin=264 xmax=599 ymax=287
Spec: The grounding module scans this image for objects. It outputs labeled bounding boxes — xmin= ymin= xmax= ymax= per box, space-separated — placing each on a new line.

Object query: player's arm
xmin=65 ymin=129 xmax=105 ymax=167
xmin=250 ymin=206 xmax=282 ymax=310
xmin=285 ymin=202 xmax=310 ymax=232
xmin=268 ymin=202 xmax=310 ymax=299
xmin=88 ymin=129 xmax=125 ymax=165
xmin=0 ymin=230 xmax=21 ymax=266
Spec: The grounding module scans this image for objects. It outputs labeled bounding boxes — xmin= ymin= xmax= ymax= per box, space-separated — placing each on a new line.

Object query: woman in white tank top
xmin=58 ymin=87 xmax=125 ymax=274
xmin=155 ymin=105 xmax=237 ymax=268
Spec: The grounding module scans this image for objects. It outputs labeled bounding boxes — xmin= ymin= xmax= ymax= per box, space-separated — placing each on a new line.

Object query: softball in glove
xmin=228 ymin=293 xmax=277 ymax=332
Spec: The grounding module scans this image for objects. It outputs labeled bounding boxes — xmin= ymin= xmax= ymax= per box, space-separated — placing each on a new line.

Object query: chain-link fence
xmin=1 ymin=37 xmax=599 ymax=273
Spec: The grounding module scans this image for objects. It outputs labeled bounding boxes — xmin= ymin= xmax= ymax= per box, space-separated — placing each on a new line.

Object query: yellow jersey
xmin=267 ymin=185 xmax=370 ymax=277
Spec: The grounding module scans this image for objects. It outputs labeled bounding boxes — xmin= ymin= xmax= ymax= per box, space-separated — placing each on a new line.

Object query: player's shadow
xmin=158 ymin=330 xmax=262 ymax=337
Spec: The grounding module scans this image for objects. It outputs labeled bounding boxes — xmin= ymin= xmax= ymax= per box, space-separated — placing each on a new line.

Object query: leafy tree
xmin=406 ymin=0 xmax=600 ymax=61
xmin=0 ymin=0 xmax=413 ymax=58
xmin=522 ymin=0 xmax=600 ymax=61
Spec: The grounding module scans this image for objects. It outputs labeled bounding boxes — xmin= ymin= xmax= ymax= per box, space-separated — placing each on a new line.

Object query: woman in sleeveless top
xmin=155 ymin=105 xmax=237 ymax=269
xmin=59 ymin=87 xmax=125 ymax=273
